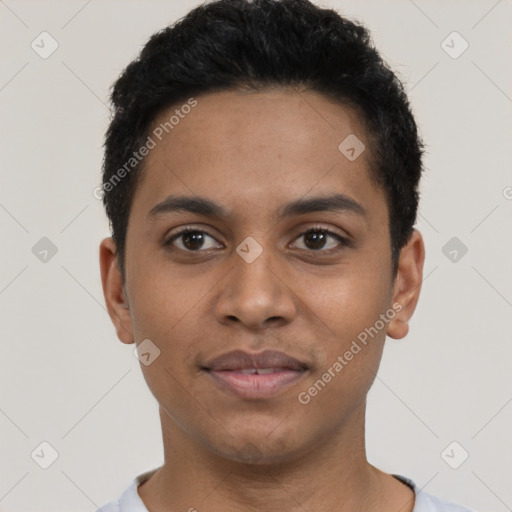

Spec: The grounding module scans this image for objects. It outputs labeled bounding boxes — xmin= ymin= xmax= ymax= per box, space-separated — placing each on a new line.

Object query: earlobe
xmin=99 ymin=237 xmax=134 ymax=344
xmin=387 ymin=229 xmax=425 ymax=340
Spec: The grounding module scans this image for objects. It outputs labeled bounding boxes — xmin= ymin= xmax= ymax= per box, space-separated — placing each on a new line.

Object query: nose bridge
xmin=213 ymin=238 xmax=296 ymax=329
xmin=235 ymin=243 xmax=280 ymax=295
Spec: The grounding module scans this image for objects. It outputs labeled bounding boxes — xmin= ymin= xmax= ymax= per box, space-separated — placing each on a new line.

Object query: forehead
xmin=148 ymin=87 xmax=369 ymax=163
xmin=129 ymin=88 xmax=383 ymax=223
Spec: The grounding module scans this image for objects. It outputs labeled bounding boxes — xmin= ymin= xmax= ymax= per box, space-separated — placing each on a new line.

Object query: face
xmin=100 ymin=88 xmax=424 ymax=465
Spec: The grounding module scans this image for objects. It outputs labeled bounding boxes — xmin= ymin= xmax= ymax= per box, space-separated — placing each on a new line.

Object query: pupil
xmin=305 ymin=231 xmax=326 ymax=250
xmin=183 ymin=232 xmax=204 ymax=250
xmin=181 ymin=231 xmax=328 ymax=251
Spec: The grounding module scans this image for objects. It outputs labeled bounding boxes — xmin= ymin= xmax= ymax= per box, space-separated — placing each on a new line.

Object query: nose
xmin=213 ymin=247 xmax=297 ymax=331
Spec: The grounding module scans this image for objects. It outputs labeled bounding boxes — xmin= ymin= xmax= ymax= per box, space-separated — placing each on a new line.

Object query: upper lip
xmin=203 ymin=350 xmax=308 ymax=372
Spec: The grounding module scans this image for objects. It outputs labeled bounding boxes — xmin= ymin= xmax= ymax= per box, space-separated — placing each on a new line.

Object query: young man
xmin=98 ymin=0 xmax=472 ymax=510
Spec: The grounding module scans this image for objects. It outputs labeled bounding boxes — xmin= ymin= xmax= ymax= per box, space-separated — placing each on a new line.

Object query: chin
xmin=207 ymin=427 xmax=309 ymax=467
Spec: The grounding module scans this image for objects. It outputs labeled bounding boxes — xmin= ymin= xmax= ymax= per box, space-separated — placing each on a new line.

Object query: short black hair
xmin=102 ymin=0 xmax=424 ymax=278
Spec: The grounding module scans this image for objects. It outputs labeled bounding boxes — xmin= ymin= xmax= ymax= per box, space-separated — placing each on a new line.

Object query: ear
xmin=99 ymin=237 xmax=134 ymax=344
xmin=387 ymin=229 xmax=425 ymax=340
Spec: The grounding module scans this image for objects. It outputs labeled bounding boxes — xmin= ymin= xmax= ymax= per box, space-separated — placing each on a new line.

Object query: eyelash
xmin=164 ymin=225 xmax=350 ymax=254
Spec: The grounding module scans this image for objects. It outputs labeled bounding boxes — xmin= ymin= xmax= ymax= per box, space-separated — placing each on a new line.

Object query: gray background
xmin=1 ymin=0 xmax=511 ymax=510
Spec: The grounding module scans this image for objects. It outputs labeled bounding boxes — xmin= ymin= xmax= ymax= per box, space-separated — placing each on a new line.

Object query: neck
xmin=137 ymin=403 xmax=414 ymax=512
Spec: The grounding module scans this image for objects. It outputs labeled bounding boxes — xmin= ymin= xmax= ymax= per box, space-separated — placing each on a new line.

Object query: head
xmin=100 ymin=0 xmax=425 ymax=465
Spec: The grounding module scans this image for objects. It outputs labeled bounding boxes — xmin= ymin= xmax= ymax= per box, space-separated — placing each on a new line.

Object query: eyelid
xmin=164 ymin=225 xmax=223 ymax=248
xmin=164 ymin=223 xmax=351 ymax=252
xmin=289 ymin=225 xmax=350 ymax=251
xmin=293 ymin=223 xmax=349 ymax=240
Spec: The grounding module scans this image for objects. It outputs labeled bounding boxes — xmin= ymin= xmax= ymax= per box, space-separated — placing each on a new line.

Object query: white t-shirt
xmin=96 ymin=468 xmax=473 ymax=512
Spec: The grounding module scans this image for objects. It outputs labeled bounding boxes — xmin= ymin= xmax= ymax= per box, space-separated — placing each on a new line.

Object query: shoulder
xmin=393 ymin=475 xmax=473 ymax=512
xmin=95 ymin=468 xmax=159 ymax=512
xmin=94 ymin=502 xmax=120 ymax=512
xmin=415 ymin=491 xmax=473 ymax=512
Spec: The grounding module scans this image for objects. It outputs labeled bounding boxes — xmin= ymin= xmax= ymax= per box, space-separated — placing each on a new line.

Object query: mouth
xmin=202 ymin=350 xmax=309 ymax=400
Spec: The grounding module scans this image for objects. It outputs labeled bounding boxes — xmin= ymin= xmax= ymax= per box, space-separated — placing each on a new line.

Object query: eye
xmin=164 ymin=228 xmax=222 ymax=252
xmin=164 ymin=226 xmax=349 ymax=254
xmin=292 ymin=227 xmax=348 ymax=252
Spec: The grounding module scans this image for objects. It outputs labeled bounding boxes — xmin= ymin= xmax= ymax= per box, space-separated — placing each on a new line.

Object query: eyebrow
xmin=147 ymin=193 xmax=366 ymax=221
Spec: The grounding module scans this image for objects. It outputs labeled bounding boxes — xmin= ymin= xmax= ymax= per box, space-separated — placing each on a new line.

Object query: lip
xmin=202 ymin=349 xmax=308 ymax=399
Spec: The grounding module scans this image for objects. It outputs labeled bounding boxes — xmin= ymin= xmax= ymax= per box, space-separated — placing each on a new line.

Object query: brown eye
xmin=165 ymin=229 xmax=221 ymax=252
xmin=293 ymin=228 xmax=347 ymax=252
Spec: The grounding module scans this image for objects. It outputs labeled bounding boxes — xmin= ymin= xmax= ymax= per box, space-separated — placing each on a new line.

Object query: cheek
xmin=294 ymin=257 xmax=392 ymax=404
xmin=296 ymin=278 xmax=389 ymax=416
xmin=127 ymin=261 xmax=213 ymax=378
xmin=127 ymin=256 xmax=204 ymax=339
xmin=299 ymin=264 xmax=392 ymax=344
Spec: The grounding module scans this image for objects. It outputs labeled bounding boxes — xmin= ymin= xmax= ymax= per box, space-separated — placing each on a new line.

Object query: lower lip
xmin=206 ymin=369 xmax=306 ymax=399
